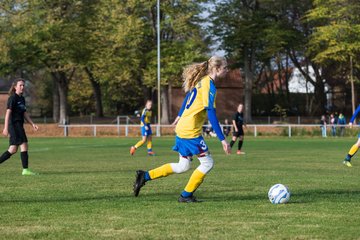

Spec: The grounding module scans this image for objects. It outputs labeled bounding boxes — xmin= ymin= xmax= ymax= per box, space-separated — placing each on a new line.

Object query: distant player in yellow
xmin=133 ymin=56 xmax=231 ymax=202
xmin=130 ymin=100 xmax=155 ymax=156
xmin=343 ymin=105 xmax=360 ymax=167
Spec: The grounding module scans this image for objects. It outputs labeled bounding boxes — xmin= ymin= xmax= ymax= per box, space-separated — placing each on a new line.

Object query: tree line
xmin=1 ymin=0 xmax=359 ymax=123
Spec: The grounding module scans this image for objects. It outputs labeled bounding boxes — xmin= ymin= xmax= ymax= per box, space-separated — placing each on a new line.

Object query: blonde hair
xmin=8 ymin=78 xmax=25 ymax=95
xmin=182 ymin=56 xmax=227 ymax=92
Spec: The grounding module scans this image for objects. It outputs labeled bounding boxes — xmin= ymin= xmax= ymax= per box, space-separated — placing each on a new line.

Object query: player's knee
xmin=8 ymin=148 xmax=17 ymax=155
xmin=198 ymin=154 xmax=214 ymax=174
xmin=171 ymin=157 xmax=191 ymax=173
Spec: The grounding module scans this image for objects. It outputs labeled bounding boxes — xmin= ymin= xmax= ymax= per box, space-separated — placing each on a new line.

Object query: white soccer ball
xmin=268 ymin=184 xmax=290 ymax=204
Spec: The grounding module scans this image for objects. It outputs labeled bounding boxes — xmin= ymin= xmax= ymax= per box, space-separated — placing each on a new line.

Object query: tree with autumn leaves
xmin=1 ymin=0 xmax=360 ymax=123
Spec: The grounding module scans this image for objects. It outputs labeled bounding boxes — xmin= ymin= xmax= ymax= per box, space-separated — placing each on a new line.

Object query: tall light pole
xmin=157 ymin=0 xmax=161 ymax=127
xmin=350 ymin=55 xmax=356 ymax=123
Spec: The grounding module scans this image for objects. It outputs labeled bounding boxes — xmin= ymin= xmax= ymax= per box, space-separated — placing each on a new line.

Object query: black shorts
xmin=9 ymin=122 xmax=28 ymax=146
xmin=232 ymin=127 xmax=244 ymax=137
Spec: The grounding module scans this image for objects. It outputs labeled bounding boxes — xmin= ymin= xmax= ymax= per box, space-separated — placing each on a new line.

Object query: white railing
xmin=58 ymin=124 xmax=352 ymax=138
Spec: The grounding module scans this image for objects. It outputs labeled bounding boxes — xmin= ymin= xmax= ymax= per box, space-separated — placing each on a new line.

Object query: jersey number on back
xmin=185 ymin=88 xmax=197 ymax=109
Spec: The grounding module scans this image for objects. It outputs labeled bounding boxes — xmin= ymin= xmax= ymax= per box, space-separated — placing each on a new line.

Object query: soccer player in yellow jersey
xmin=133 ymin=56 xmax=231 ymax=202
xmin=130 ymin=100 xmax=155 ymax=156
xmin=343 ymin=105 xmax=360 ymax=167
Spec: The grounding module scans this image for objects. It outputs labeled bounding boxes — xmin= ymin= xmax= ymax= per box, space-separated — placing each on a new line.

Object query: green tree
xmin=211 ymin=0 xmax=277 ymax=122
xmin=306 ymin=0 xmax=360 ymax=113
xmin=140 ymin=0 xmax=208 ymax=123
xmin=211 ymin=0 xmax=335 ymax=116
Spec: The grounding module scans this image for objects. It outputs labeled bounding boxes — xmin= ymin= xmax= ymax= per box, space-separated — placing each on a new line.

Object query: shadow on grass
xmin=209 ymin=189 xmax=360 ymax=203
xmin=3 ymin=189 xmax=359 ymax=205
xmin=42 ymin=169 xmax=133 ymax=175
xmin=0 ymin=194 xmax=130 ymax=204
xmin=289 ymin=189 xmax=360 ymax=203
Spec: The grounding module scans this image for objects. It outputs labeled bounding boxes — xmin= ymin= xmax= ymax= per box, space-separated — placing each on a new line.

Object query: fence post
xmin=268 ymin=116 xmax=271 ymax=124
xmin=288 ymin=125 xmax=291 ymax=138
xmin=125 ymin=125 xmax=128 ymax=137
xmin=254 ymin=125 xmax=257 ymax=137
xmin=64 ymin=125 xmax=68 ymax=137
xmin=117 ymin=116 xmax=120 ymax=136
xmin=94 ymin=125 xmax=97 ymax=137
xmin=156 ymin=124 xmax=161 ymax=137
xmin=298 ymin=116 xmax=300 ymax=124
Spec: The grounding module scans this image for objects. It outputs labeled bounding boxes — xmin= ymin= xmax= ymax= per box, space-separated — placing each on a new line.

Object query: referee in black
xmin=230 ymin=103 xmax=246 ymax=155
xmin=0 ymin=78 xmax=39 ymax=175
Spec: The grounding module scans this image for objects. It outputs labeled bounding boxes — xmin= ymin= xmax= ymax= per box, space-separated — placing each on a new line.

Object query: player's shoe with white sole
xmin=147 ymin=151 xmax=155 ymax=156
xmin=178 ymin=195 xmax=201 ymax=203
xmin=133 ymin=170 xmax=146 ymax=197
xmin=343 ymin=160 xmax=352 ymax=167
xmin=22 ymin=169 xmax=38 ymax=176
xmin=130 ymin=146 xmax=136 ymax=155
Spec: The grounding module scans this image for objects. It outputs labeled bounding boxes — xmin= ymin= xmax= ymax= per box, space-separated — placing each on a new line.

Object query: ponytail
xmin=182 ymin=61 xmax=208 ymax=92
xmin=182 ymin=56 xmax=227 ymax=92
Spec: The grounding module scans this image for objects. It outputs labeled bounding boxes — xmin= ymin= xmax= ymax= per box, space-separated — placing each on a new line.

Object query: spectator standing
xmin=320 ymin=115 xmax=327 ymax=138
xmin=330 ymin=114 xmax=337 ymax=137
xmin=338 ymin=113 xmax=346 ymax=137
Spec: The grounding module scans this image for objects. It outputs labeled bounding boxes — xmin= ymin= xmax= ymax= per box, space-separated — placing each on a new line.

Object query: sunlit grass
xmin=0 ymin=137 xmax=359 ymax=239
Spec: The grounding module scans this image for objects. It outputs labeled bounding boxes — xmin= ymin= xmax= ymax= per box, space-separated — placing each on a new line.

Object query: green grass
xmin=0 ymin=136 xmax=360 ymax=239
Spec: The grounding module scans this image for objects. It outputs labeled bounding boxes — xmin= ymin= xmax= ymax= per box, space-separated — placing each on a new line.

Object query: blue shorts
xmin=172 ymin=136 xmax=209 ymax=157
xmin=141 ymin=124 xmax=152 ymax=136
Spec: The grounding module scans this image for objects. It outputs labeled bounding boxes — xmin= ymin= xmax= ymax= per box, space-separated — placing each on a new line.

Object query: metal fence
xmin=57 ymin=124 xmax=353 ymax=138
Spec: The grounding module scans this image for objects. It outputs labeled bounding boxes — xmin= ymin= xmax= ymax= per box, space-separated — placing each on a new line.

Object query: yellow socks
xmin=149 ymin=164 xmax=173 ymax=180
xmin=349 ymin=144 xmax=359 ymax=156
xmin=134 ymin=139 xmax=145 ymax=149
xmin=147 ymin=140 xmax=152 ymax=151
xmin=184 ymin=169 xmax=206 ymax=193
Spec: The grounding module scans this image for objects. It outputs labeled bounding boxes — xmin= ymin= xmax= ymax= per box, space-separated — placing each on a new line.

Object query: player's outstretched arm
xmin=207 ymin=108 xmax=231 ymax=154
xmin=349 ymin=105 xmax=360 ymax=124
xmin=172 ymin=92 xmax=190 ymax=126
xmin=221 ymin=140 xmax=231 ymax=154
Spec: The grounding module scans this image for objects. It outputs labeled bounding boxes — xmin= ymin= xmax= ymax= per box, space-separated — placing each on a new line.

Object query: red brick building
xmin=0 ymin=79 xmax=12 ymax=119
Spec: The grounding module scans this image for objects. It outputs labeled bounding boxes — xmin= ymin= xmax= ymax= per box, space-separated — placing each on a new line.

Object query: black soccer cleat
xmin=133 ymin=170 xmax=146 ymax=197
xmin=178 ymin=195 xmax=201 ymax=203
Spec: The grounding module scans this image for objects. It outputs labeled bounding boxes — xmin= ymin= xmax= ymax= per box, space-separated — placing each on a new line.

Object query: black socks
xmin=0 ymin=151 xmax=30 ymax=168
xmin=230 ymin=140 xmax=244 ymax=150
xmin=21 ymin=151 xmax=29 ymax=169
xmin=0 ymin=151 xmax=12 ymax=164
xmin=238 ymin=140 xmax=243 ymax=151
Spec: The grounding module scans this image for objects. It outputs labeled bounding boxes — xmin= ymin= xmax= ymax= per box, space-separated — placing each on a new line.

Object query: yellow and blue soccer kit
xmin=144 ymin=75 xmax=225 ymax=198
xmin=140 ymin=108 xmax=152 ymax=136
xmin=134 ymin=108 xmax=153 ymax=152
xmin=344 ymin=105 xmax=360 ymax=163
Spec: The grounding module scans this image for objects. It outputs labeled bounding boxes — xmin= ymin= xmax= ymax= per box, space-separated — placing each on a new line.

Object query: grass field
xmin=0 ymin=136 xmax=360 ymax=239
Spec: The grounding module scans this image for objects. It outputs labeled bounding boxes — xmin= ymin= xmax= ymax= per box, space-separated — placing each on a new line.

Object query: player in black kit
xmin=230 ymin=104 xmax=246 ymax=155
xmin=0 ymin=78 xmax=39 ymax=175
